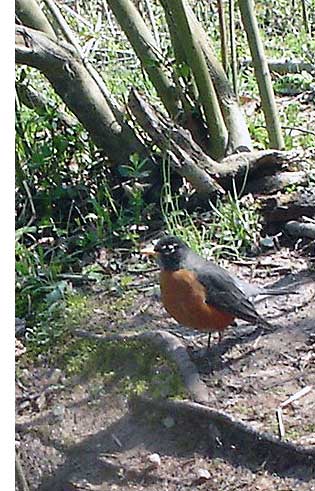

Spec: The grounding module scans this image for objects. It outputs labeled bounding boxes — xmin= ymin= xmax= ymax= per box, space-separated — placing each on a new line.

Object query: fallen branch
xmin=247 ymin=171 xmax=308 ymax=194
xmin=128 ymin=89 xmax=224 ymax=198
xmin=285 ymin=220 xmax=315 ymax=239
xmin=241 ymin=58 xmax=315 ymax=75
xmin=16 ymin=83 xmax=77 ymax=127
xmin=129 ymin=89 xmax=296 ymax=197
xmin=260 ymin=192 xmax=315 ymax=223
xmin=74 ymin=329 xmax=209 ymax=403
xmin=15 ymin=25 xmax=144 ymax=165
xmin=130 ymin=395 xmax=315 ymax=472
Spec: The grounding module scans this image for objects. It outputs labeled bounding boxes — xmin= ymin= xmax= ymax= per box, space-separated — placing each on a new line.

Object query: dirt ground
xmin=16 ymin=248 xmax=315 ymax=490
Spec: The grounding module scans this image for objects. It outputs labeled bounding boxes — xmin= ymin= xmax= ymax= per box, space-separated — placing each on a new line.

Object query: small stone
xmin=15 ymin=339 xmax=26 ymax=358
xmin=52 ymin=404 xmax=65 ymax=420
xmin=162 ymin=416 xmax=175 ymax=428
xmin=260 ymin=236 xmax=275 ymax=248
xmin=35 ymin=392 xmax=46 ymax=411
xmin=47 ymin=368 xmax=63 ymax=385
xmin=195 ymin=468 xmax=211 ymax=483
xmin=148 ymin=453 xmax=161 ymax=467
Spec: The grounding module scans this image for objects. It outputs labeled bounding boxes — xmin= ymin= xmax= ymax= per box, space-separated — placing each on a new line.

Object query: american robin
xmin=142 ymin=235 xmax=296 ymax=348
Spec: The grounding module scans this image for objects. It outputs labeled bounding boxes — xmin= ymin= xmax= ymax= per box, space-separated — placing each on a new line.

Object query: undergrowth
xmin=161 ymin=158 xmax=262 ymax=259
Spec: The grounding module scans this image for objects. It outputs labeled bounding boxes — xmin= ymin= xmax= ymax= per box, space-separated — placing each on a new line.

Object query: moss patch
xmin=61 ymin=337 xmax=186 ymax=400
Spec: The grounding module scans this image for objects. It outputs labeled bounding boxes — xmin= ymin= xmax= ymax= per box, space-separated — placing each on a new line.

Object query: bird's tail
xmin=261 ymin=286 xmax=297 ymax=296
xmin=258 ymin=316 xmax=273 ymax=329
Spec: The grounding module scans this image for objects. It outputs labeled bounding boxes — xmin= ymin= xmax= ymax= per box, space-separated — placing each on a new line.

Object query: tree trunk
xmin=15 ymin=25 xmax=145 ymax=165
xmin=106 ymin=0 xmax=181 ymax=119
xmin=16 ymin=0 xmax=57 ymax=40
xmin=238 ymin=0 xmax=285 ymax=150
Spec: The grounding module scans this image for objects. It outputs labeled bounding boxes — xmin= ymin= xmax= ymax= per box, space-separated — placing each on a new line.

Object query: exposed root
xmin=74 ymin=329 xmax=209 ymax=403
xmin=130 ymin=395 xmax=315 ymax=473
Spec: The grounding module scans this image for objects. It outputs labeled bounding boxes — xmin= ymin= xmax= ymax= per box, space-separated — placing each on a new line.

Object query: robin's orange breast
xmin=160 ymin=269 xmax=235 ymax=332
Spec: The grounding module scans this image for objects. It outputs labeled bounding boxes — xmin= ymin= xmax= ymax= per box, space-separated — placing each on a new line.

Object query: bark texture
xmin=15 ymin=25 xmax=144 ymax=165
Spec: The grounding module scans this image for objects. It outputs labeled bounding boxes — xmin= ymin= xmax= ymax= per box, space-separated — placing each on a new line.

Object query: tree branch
xmin=15 ymin=25 xmax=145 ymax=165
xmin=16 ymin=0 xmax=57 ymax=40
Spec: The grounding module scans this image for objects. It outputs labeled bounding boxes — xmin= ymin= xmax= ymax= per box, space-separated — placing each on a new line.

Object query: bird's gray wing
xmin=196 ymin=264 xmax=269 ymax=327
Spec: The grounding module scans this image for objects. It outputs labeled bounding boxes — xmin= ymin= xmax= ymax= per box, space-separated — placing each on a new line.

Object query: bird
xmin=142 ymin=235 xmax=296 ymax=349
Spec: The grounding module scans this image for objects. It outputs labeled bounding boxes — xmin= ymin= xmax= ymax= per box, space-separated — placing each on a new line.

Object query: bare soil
xmin=16 ymin=248 xmax=315 ymax=490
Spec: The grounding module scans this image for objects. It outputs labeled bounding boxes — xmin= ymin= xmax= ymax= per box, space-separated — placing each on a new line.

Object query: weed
xmin=25 ymin=291 xmax=88 ymax=358
xmin=160 ymin=157 xmax=262 ymax=259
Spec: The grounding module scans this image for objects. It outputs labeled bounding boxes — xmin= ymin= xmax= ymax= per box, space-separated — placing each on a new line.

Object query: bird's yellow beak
xmin=140 ymin=244 xmax=158 ymax=257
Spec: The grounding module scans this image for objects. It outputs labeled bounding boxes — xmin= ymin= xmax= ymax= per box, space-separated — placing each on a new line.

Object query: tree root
xmin=129 ymin=395 xmax=315 ymax=473
xmin=74 ymin=329 xmax=209 ymax=403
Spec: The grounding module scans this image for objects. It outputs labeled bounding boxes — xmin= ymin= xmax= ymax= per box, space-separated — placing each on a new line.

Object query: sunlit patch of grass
xmin=61 ymin=337 xmax=186 ymax=400
xmin=160 ymin=158 xmax=262 ymax=260
xmin=24 ymin=291 xmax=89 ymax=359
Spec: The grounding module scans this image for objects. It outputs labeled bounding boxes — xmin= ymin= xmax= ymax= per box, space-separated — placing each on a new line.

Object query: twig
xmin=22 ymin=180 xmax=36 ymax=227
xmin=15 ymin=453 xmax=30 ymax=491
xmin=143 ymin=0 xmax=161 ymax=50
xmin=282 ymin=125 xmax=315 ymax=137
xmin=276 ymin=408 xmax=285 ymax=439
xmin=127 ymin=267 xmax=159 ymax=274
xmin=280 ymin=385 xmax=313 ymax=409
xmin=276 ymin=385 xmax=313 ymax=440
xmin=57 ymin=1 xmax=93 ymax=29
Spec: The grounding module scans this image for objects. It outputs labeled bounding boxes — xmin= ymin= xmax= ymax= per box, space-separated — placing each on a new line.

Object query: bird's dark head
xmin=142 ymin=235 xmax=189 ymax=270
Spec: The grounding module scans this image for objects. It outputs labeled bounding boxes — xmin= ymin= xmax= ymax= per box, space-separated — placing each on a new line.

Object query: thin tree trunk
xmin=229 ymin=0 xmax=238 ymax=100
xmin=16 ymin=0 xmax=57 ymax=40
xmin=170 ymin=0 xmax=228 ymax=160
xmin=42 ymin=0 xmax=124 ymax=117
xmin=161 ymin=1 xmax=253 ymax=154
xmin=238 ymin=0 xmax=285 ymax=149
xmin=106 ymin=0 xmax=181 ymax=119
xmin=217 ymin=0 xmax=229 ymax=73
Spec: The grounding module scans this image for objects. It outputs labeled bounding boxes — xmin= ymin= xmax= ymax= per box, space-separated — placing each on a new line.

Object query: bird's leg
xmin=207 ymin=333 xmax=212 ymax=350
xmin=218 ymin=331 xmax=224 ymax=343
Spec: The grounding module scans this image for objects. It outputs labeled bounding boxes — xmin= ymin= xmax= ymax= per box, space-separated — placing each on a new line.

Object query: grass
xmin=24 ymin=290 xmax=88 ymax=358
xmin=161 ymin=157 xmax=262 ymax=259
xmin=18 ymin=276 xmax=186 ymax=401
xmin=61 ymin=337 xmax=185 ymax=399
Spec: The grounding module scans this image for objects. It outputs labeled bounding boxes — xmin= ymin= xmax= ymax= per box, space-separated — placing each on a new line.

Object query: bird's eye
xmin=167 ymin=243 xmax=178 ymax=253
xmin=158 ymin=242 xmax=179 ymax=253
